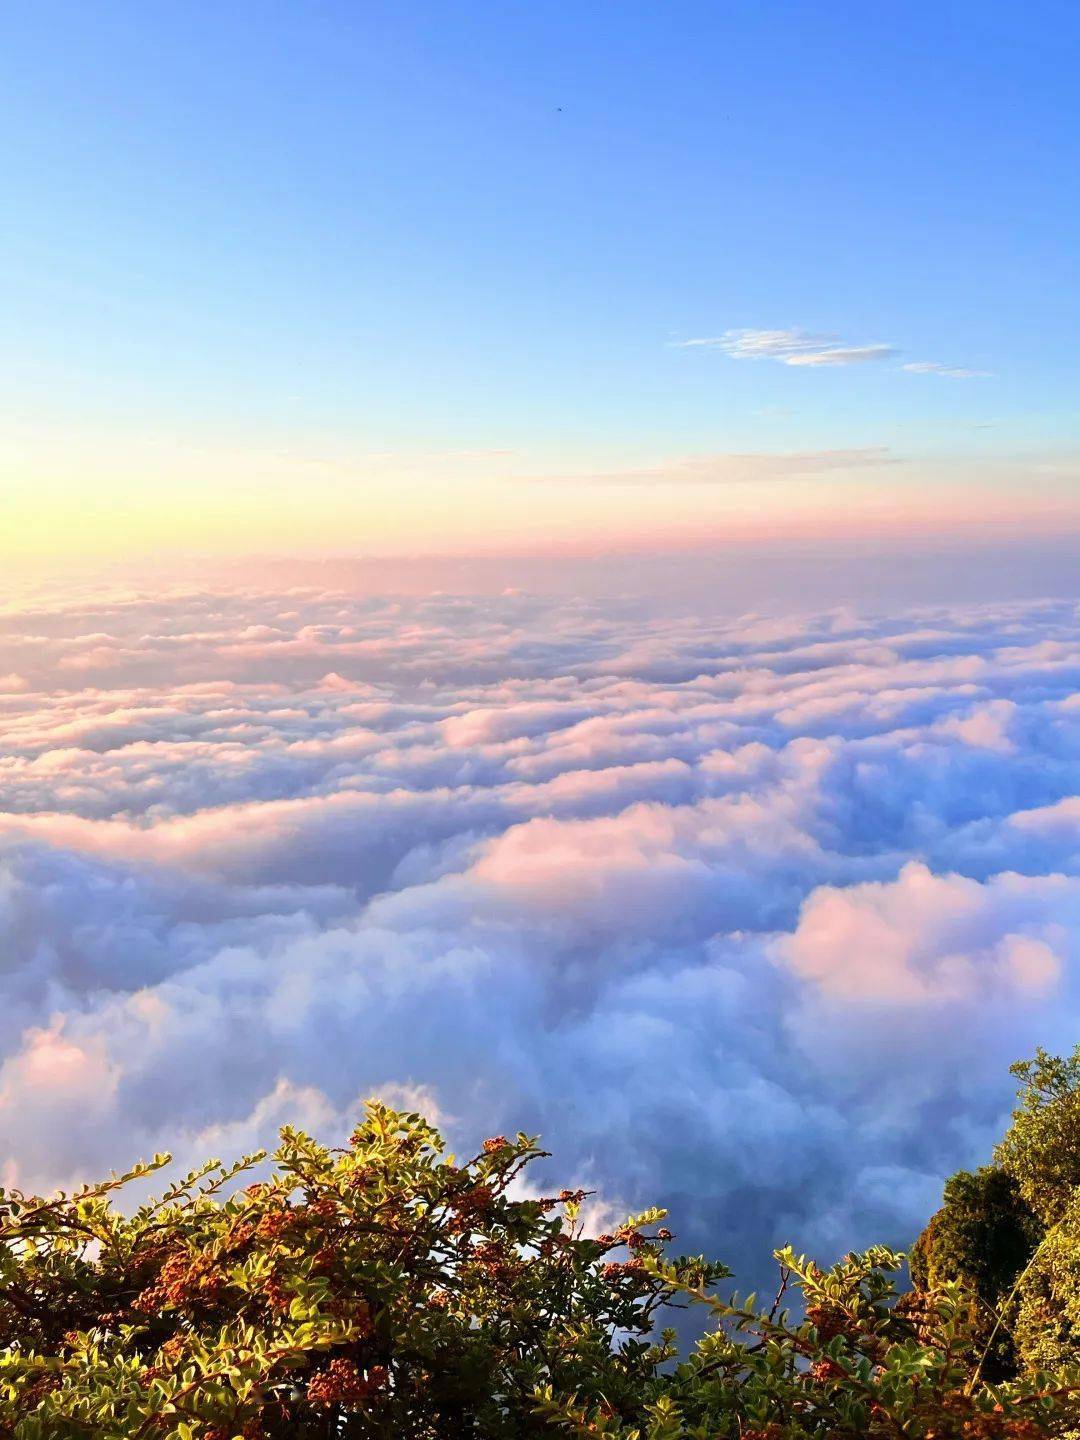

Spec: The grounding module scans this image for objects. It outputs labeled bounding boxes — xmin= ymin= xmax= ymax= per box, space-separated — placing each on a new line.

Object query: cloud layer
xmin=0 ymin=585 xmax=1077 ymax=1283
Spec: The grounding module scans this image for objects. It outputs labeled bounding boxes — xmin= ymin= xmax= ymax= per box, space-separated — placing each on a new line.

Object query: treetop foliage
xmin=995 ymin=1048 xmax=1080 ymax=1226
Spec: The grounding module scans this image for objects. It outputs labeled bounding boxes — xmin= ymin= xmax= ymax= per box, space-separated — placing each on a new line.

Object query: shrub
xmin=1014 ymin=1204 xmax=1080 ymax=1375
xmin=909 ymin=1166 xmax=1039 ymax=1377
xmin=540 ymin=1244 xmax=1080 ymax=1440
xmin=0 ymin=1104 xmax=718 ymax=1438
xmin=912 ymin=1047 xmax=1080 ymax=1389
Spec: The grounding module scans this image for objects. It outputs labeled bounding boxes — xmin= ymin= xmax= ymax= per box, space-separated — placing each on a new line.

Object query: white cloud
xmin=676 ymin=328 xmax=897 ymax=366
xmin=674 ymin=331 xmax=992 ymax=380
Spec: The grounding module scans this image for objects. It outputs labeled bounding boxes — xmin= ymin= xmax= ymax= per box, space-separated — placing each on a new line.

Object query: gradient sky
xmin=3 ymin=0 xmax=1079 ymax=563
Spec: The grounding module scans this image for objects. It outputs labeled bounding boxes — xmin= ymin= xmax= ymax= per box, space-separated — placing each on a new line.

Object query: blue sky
xmin=2 ymin=0 xmax=1079 ymax=558
xmin=3 ymin=3 xmax=1080 ymax=1272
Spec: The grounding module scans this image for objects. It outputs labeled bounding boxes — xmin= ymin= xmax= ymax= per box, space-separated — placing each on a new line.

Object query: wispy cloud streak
xmin=538 ymin=448 xmax=896 ymax=484
xmin=902 ymin=361 xmax=993 ymax=378
xmin=676 ymin=328 xmax=897 ymax=365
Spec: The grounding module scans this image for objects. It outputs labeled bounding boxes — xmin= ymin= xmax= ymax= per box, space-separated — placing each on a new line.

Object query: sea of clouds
xmin=0 ymin=583 xmax=1077 ymax=1279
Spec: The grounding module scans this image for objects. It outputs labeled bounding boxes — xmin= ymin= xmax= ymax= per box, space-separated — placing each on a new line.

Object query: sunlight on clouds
xmin=0 ymin=584 xmax=1077 ymax=1276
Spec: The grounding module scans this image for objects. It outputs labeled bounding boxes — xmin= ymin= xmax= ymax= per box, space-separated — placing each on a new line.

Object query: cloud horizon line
xmin=528 ymin=446 xmax=898 ymax=485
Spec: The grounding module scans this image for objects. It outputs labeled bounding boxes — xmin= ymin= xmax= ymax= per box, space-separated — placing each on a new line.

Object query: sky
xmin=0 ymin=2 xmax=1079 ymax=1281
xmin=3 ymin=0 xmax=1080 ymax=567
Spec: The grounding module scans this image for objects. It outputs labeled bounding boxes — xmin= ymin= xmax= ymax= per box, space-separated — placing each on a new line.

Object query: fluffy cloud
xmin=0 ymin=586 xmax=1077 ymax=1284
xmin=778 ymin=862 xmax=1073 ymax=1003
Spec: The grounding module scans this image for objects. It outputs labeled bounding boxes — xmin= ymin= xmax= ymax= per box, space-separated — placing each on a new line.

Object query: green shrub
xmin=910 ymin=1165 xmax=1039 ymax=1377
xmin=1014 ymin=1203 xmax=1080 ymax=1375
xmin=911 ymin=1046 xmax=1080 ymax=1392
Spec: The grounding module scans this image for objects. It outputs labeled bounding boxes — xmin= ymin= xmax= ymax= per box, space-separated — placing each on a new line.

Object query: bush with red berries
xmin=0 ymin=1104 xmax=713 ymax=1437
